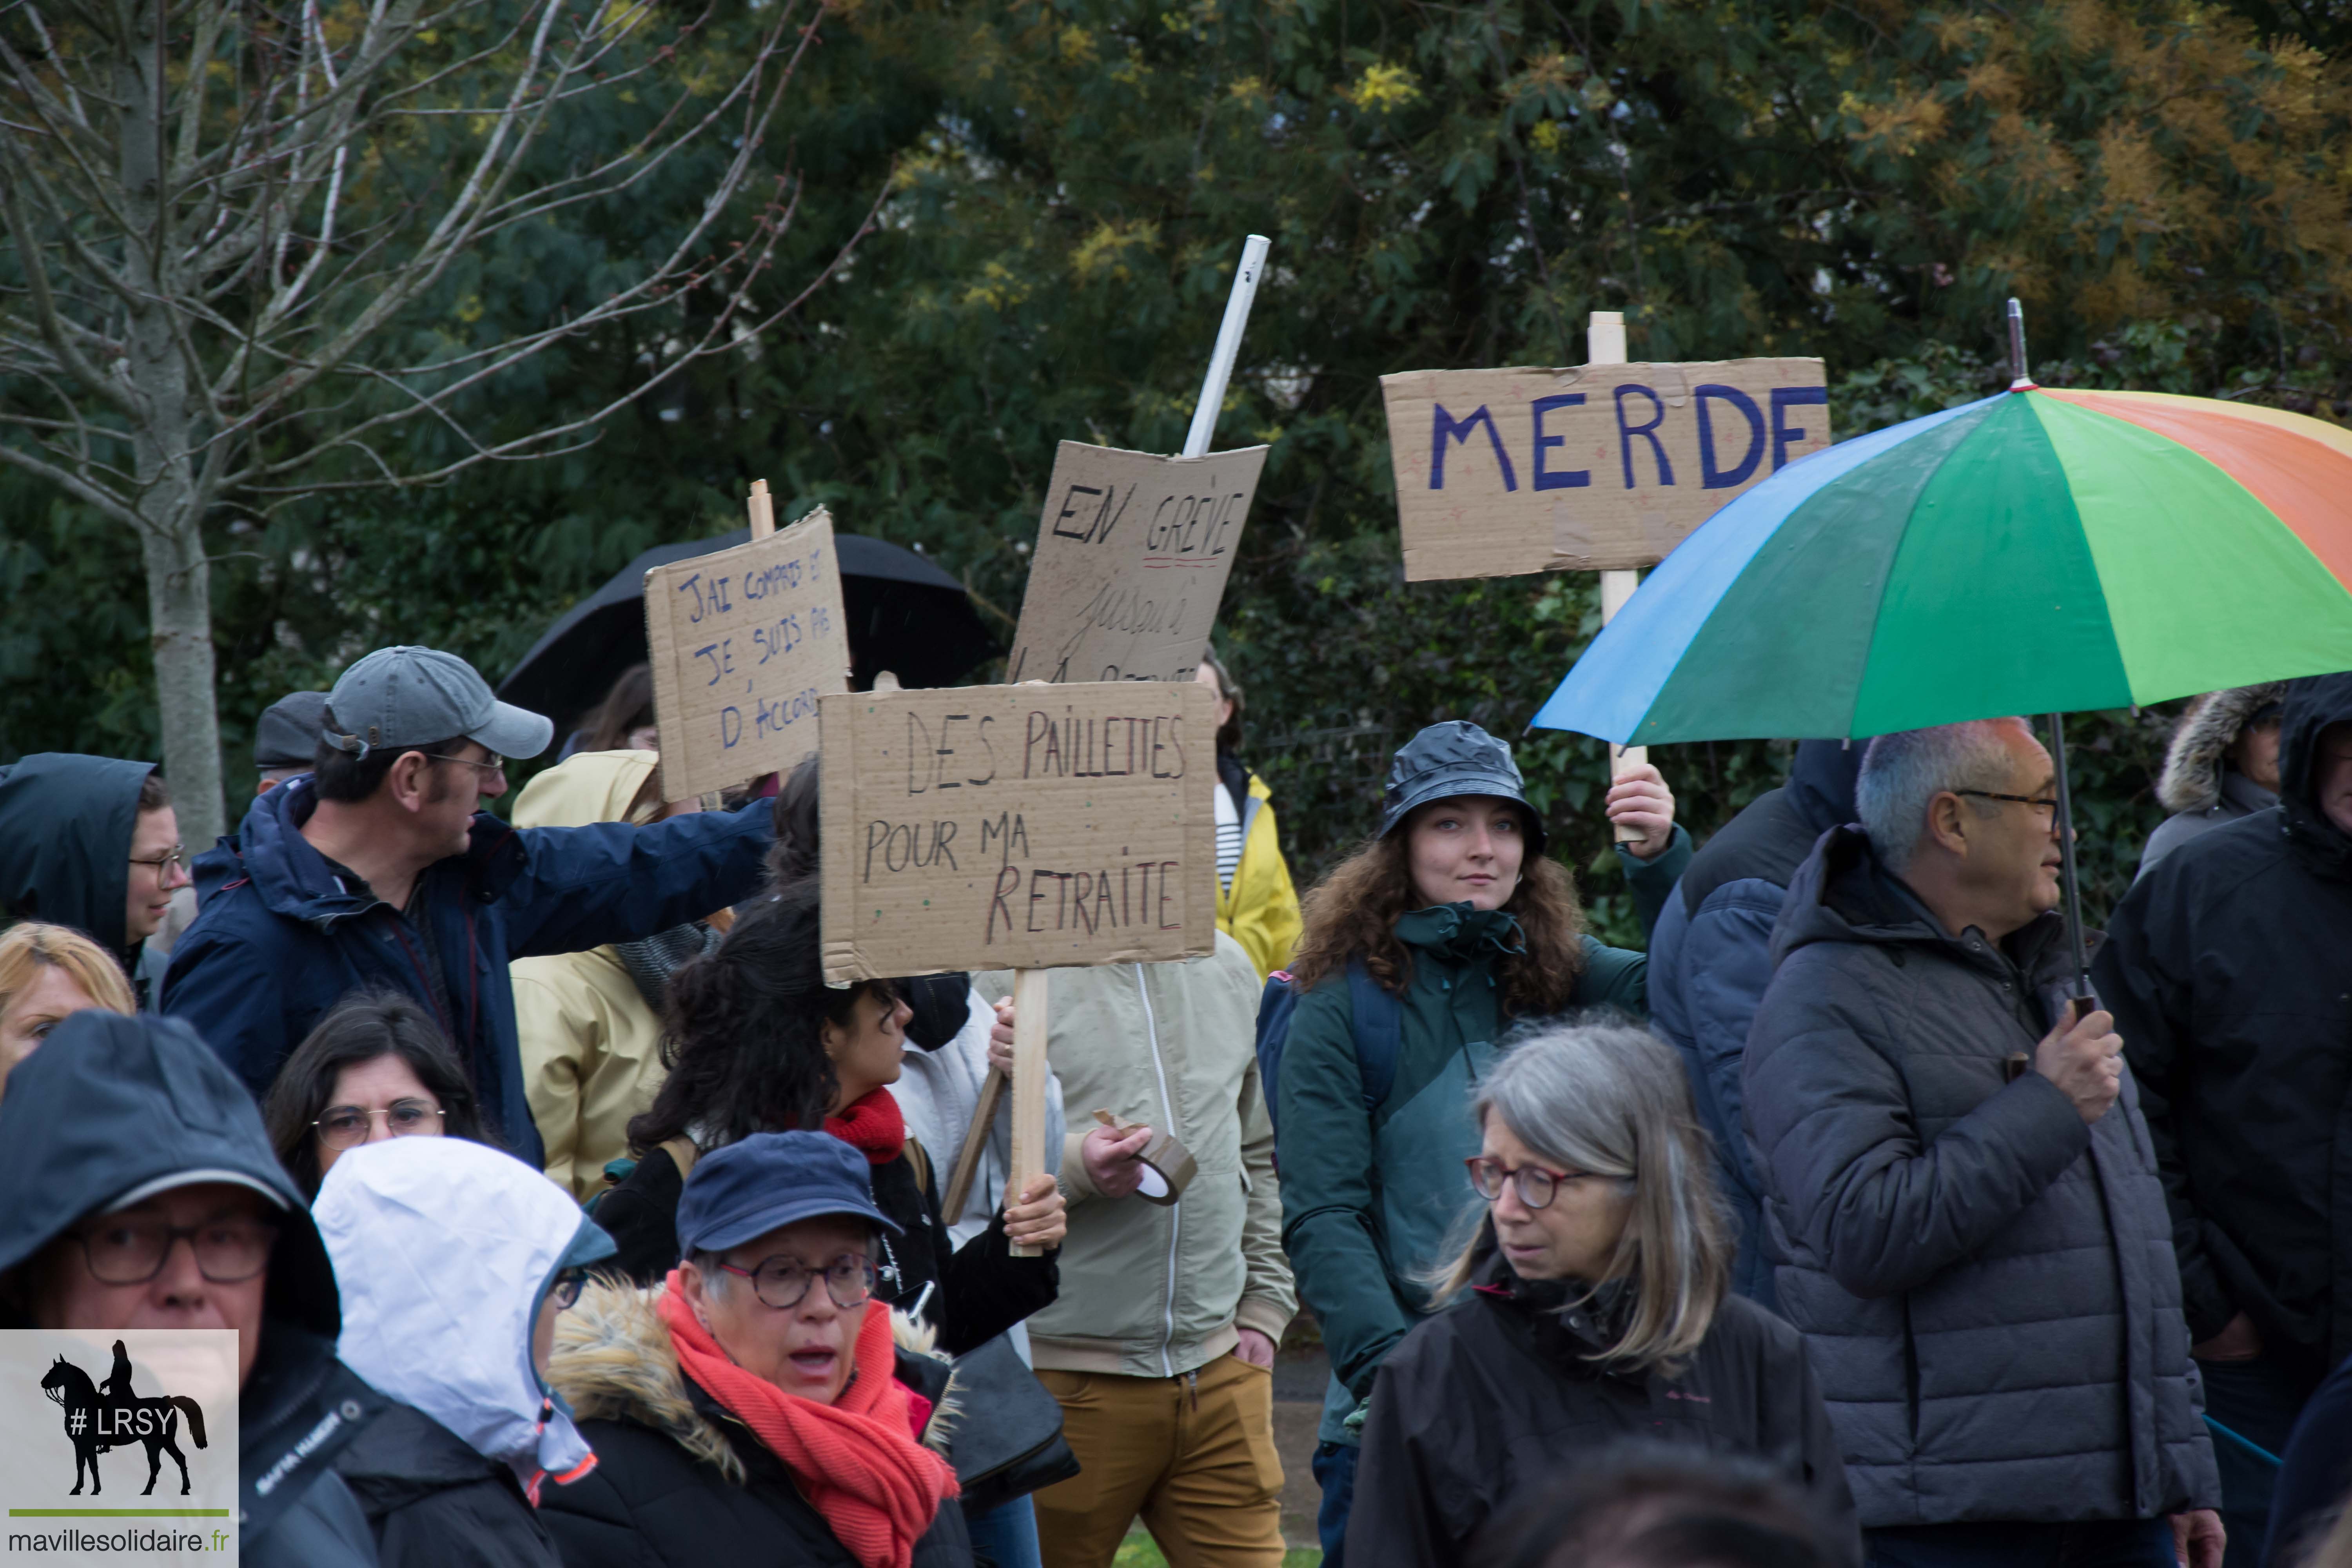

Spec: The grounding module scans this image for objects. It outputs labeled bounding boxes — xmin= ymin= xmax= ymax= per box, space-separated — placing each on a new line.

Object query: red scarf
xmin=826 ymin=1088 xmax=907 ymax=1166
xmin=659 ymin=1273 xmax=955 ymax=1568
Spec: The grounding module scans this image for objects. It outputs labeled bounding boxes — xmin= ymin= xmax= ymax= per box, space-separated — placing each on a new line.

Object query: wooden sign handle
xmin=940 ymin=1066 xmax=1005 ymax=1223
xmin=1590 ymin=311 xmax=1649 ymax=846
xmin=1007 ymin=969 xmax=1051 ymax=1258
xmin=748 ymin=479 xmax=776 ymax=540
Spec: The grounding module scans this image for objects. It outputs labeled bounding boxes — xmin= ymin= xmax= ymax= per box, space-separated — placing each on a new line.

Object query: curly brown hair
xmin=1289 ymin=815 xmax=1587 ymax=1019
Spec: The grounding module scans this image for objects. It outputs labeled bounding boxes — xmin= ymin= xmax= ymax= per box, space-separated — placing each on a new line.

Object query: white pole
xmin=1589 ymin=310 xmax=1648 ymax=840
xmin=1181 ymin=235 xmax=1272 ymax=459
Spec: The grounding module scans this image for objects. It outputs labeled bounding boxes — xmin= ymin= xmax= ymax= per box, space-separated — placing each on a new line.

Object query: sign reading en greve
xmin=0 ymin=1330 xmax=238 ymax=1566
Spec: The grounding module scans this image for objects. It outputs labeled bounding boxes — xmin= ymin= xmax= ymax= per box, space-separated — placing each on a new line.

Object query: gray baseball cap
xmin=323 ymin=646 xmax=554 ymax=761
xmin=253 ymin=690 xmax=331 ymax=769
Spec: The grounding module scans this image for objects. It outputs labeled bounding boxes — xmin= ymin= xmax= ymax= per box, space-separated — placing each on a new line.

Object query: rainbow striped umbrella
xmin=1530 ymin=384 xmax=2352 ymax=744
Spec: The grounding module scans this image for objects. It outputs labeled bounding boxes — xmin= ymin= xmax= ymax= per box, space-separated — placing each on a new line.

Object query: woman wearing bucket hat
xmin=1272 ymin=719 xmax=1686 ymax=1565
xmin=539 ymin=1130 xmax=968 ymax=1568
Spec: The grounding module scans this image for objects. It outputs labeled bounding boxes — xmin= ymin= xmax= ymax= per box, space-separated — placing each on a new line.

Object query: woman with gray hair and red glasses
xmin=1344 ymin=1019 xmax=1857 ymax=1568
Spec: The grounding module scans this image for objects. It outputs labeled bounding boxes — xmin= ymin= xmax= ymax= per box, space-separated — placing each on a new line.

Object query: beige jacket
xmin=976 ymin=932 xmax=1294 ymax=1378
xmin=510 ymin=751 xmax=669 ymax=1202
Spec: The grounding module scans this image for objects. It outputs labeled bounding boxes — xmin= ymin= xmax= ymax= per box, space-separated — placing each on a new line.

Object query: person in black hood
xmin=2098 ymin=671 xmax=2352 ymax=1566
xmin=0 ymin=754 xmax=190 ymax=1002
xmin=0 ymin=1011 xmax=389 ymax=1567
xmin=1643 ymin=739 xmax=1862 ymax=1307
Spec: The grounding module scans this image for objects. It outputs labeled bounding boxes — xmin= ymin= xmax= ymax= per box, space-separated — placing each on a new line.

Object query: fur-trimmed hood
xmin=2160 ymin=683 xmax=2286 ymax=815
xmin=547 ymin=1279 xmax=957 ymax=1488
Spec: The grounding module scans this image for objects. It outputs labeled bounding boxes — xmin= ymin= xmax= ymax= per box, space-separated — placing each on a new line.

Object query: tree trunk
xmin=119 ymin=0 xmax=227 ymax=850
xmin=140 ymin=505 xmax=225 ymax=851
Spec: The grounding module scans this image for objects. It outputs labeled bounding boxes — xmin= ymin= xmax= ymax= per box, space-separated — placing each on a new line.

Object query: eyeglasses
xmin=1465 ymin=1155 xmax=1607 ymax=1211
xmin=421 ymin=752 xmax=505 ymax=781
xmin=549 ymin=1267 xmax=590 ymax=1311
xmin=1953 ymin=789 xmax=2061 ymax=827
xmin=718 ymin=1253 xmax=878 ymax=1312
xmin=129 ymin=846 xmax=188 ymax=885
xmin=71 ymin=1215 xmax=279 ymax=1285
xmin=313 ymin=1099 xmax=446 ymax=1149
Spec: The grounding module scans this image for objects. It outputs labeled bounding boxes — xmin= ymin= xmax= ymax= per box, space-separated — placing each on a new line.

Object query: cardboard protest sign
xmin=819 ymin=681 xmax=1216 ymax=982
xmin=643 ymin=506 xmax=851 ymax=801
xmin=1380 ymin=358 xmax=1831 ymax=579
xmin=1005 ymin=442 xmax=1270 ymax=685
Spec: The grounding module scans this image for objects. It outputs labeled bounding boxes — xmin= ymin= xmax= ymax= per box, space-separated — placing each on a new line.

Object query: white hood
xmin=315 ymin=1137 xmax=599 ymax=1490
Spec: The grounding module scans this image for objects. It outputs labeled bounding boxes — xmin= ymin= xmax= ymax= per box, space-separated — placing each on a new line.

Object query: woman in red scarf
xmin=544 ymin=1130 xmax=969 ymax=1568
xmin=592 ymin=882 xmax=1064 ymax=1358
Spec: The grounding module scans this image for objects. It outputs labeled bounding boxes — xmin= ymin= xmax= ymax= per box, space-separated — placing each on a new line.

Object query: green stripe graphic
xmin=9 ymin=1508 xmax=232 ymax=1516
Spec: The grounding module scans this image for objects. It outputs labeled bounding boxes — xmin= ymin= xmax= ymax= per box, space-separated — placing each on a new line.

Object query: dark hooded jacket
xmin=0 ymin=1011 xmax=391 ymax=1568
xmin=2097 ymin=671 xmax=2352 ymax=1377
xmin=1646 ymin=740 xmax=1862 ymax=1307
xmin=1345 ymin=1239 xmax=1857 ymax=1568
xmin=0 ymin=751 xmax=159 ymax=983
xmin=166 ymin=775 xmax=773 ymax=1164
xmin=1743 ymin=828 xmax=2217 ymax=1528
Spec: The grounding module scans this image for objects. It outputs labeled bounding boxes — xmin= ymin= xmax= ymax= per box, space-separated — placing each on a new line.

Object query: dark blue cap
xmin=675 ymin=1131 xmax=902 ymax=1256
xmin=1380 ymin=720 xmax=1548 ymax=855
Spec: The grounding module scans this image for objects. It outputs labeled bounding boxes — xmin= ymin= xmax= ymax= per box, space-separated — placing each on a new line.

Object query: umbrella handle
xmin=2045 ymin=711 xmax=2092 ymax=997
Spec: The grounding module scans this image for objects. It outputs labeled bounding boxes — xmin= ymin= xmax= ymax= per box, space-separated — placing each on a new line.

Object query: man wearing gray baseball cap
xmin=166 ymin=646 xmax=773 ymax=1163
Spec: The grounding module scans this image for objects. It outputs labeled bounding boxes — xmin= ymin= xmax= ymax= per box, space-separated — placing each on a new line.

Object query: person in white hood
xmin=314 ymin=1136 xmax=616 ymax=1567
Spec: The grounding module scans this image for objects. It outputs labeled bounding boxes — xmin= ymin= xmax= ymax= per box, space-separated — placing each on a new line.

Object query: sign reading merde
xmin=1 ymin=1328 xmax=240 ymax=1566
xmin=1380 ymin=359 xmax=1832 ymax=579
xmin=1004 ymin=442 xmax=1270 ymax=685
xmin=643 ymin=506 xmax=852 ymax=801
xmin=818 ymin=681 xmax=1217 ymax=983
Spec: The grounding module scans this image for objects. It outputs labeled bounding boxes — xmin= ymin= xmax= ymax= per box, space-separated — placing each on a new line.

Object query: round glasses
xmin=72 ymin=1215 xmax=279 ymax=1286
xmin=1465 ymin=1155 xmax=1602 ymax=1212
xmin=718 ymin=1254 xmax=878 ymax=1312
xmin=313 ymin=1099 xmax=446 ymax=1149
xmin=549 ymin=1267 xmax=590 ymax=1311
xmin=129 ymin=846 xmax=188 ymax=886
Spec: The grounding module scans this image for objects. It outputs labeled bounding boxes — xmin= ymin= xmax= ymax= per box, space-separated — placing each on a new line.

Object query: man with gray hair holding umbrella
xmin=1743 ymin=717 xmax=2221 ymax=1568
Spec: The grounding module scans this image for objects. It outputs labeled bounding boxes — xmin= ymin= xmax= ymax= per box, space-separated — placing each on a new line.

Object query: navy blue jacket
xmin=165 ymin=777 xmax=771 ymax=1164
xmin=1646 ymin=741 xmax=1860 ymax=1305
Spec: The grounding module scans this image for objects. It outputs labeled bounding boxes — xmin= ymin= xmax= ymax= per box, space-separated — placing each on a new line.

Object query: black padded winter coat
xmin=1744 ymin=827 xmax=2218 ymax=1528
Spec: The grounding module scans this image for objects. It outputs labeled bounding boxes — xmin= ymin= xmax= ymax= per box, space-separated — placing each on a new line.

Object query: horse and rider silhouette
xmin=38 ymin=1341 xmax=209 ymax=1496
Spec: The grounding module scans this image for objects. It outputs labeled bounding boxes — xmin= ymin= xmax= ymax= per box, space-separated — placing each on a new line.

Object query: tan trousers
xmin=1033 ymin=1355 xmax=1287 ymax=1568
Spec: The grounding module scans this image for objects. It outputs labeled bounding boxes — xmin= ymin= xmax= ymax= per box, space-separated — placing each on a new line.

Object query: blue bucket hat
xmin=1379 ymin=720 xmax=1548 ymax=855
xmin=675 ymin=1131 xmax=902 ymax=1256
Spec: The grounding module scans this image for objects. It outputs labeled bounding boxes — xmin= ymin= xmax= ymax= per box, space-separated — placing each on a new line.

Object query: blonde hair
xmin=1432 ymin=1019 xmax=1731 ymax=1376
xmin=0 ymin=923 xmax=137 ymax=1029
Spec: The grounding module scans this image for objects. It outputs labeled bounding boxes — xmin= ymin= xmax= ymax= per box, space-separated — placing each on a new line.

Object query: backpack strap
xmin=1345 ymin=957 xmax=1405 ymax=1115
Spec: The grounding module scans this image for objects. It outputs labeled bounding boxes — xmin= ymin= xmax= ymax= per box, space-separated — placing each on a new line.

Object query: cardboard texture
xmin=1380 ymin=358 xmax=1832 ymax=579
xmin=643 ymin=507 xmax=851 ymax=801
xmin=819 ymin=681 xmax=1217 ymax=982
xmin=1005 ymin=441 xmax=1270 ymax=684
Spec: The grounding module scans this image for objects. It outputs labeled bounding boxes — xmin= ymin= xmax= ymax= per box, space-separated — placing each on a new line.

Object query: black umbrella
xmin=498 ymin=530 xmax=1001 ymax=730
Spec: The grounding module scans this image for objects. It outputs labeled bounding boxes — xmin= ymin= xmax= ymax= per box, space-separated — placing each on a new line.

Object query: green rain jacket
xmin=1277 ymin=837 xmax=1686 ymax=1446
